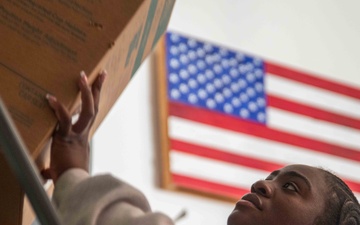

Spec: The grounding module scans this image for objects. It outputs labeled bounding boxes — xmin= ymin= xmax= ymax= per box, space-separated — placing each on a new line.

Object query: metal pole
xmin=0 ymin=98 xmax=62 ymax=225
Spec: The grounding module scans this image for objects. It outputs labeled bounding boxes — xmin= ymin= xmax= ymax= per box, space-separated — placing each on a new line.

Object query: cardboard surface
xmin=0 ymin=0 xmax=175 ymax=224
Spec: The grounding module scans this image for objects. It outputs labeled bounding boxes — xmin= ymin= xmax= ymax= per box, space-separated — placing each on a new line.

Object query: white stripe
xmin=169 ymin=116 xmax=360 ymax=183
xmin=268 ymin=107 xmax=360 ymax=150
xmin=266 ymin=74 xmax=360 ymax=119
xmin=170 ymin=151 xmax=360 ymax=201
xmin=170 ymin=151 xmax=266 ymax=189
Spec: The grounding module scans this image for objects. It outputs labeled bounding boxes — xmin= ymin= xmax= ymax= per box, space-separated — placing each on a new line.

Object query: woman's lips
xmin=236 ymin=193 xmax=263 ymax=210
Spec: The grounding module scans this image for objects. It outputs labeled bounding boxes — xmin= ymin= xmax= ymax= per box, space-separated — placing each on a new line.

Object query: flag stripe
xmin=169 ymin=116 xmax=360 ymax=183
xmin=268 ymin=107 xmax=360 ymax=150
xmin=266 ymin=74 xmax=360 ymax=119
xmin=170 ymin=151 xmax=360 ymax=195
xmin=170 ymin=151 xmax=268 ymax=188
xmin=169 ymin=101 xmax=360 ymax=161
xmin=172 ymin=173 xmax=246 ymax=199
xmin=268 ymin=95 xmax=360 ymax=130
xmin=170 ymin=139 xmax=283 ymax=172
xmin=265 ymin=62 xmax=360 ymax=99
xmin=171 ymin=139 xmax=360 ymax=194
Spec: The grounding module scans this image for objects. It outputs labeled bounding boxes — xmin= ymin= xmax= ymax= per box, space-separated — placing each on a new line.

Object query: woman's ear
xmin=339 ymin=199 xmax=360 ymax=225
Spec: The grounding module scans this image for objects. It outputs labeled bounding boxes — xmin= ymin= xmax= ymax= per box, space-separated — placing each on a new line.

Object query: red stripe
xmin=171 ymin=140 xmax=360 ymax=194
xmin=172 ymin=173 xmax=247 ymax=199
xmin=265 ymin=62 xmax=360 ymax=99
xmin=170 ymin=139 xmax=283 ymax=172
xmin=169 ymin=101 xmax=360 ymax=162
xmin=342 ymin=179 xmax=360 ymax=194
xmin=268 ymin=95 xmax=360 ymax=130
xmin=172 ymin=173 xmax=360 ymax=199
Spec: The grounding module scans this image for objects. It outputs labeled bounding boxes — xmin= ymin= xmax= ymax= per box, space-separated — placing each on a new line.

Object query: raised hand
xmin=41 ymin=70 xmax=106 ymax=183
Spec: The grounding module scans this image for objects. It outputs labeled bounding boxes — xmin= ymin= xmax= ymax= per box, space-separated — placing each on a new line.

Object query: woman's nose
xmin=251 ymin=180 xmax=273 ymax=198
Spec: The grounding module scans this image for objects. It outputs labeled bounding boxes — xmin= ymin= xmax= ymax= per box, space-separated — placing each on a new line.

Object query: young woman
xmin=43 ymin=71 xmax=360 ymax=225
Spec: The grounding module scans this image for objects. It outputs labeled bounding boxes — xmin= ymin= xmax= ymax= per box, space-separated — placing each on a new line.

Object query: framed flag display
xmin=154 ymin=31 xmax=360 ymax=201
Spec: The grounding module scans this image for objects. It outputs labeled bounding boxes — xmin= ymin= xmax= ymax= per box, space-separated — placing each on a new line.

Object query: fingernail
xmin=80 ymin=70 xmax=88 ymax=83
xmin=100 ymin=69 xmax=107 ymax=83
xmin=46 ymin=94 xmax=57 ymax=105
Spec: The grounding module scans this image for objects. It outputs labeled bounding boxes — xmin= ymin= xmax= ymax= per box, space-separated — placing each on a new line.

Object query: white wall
xmin=92 ymin=1 xmax=360 ymax=224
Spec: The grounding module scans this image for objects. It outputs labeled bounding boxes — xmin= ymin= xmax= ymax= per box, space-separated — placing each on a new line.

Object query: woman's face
xmin=227 ymin=164 xmax=328 ymax=225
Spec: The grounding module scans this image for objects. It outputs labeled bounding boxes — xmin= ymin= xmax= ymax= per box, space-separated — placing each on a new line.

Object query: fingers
xmin=46 ymin=94 xmax=72 ymax=136
xmin=92 ymin=70 xmax=107 ymax=116
xmin=48 ymin=70 xmax=107 ymax=134
xmin=73 ymin=71 xmax=95 ymax=133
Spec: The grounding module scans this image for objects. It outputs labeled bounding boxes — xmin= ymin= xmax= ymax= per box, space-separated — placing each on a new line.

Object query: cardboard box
xmin=0 ymin=0 xmax=176 ymax=224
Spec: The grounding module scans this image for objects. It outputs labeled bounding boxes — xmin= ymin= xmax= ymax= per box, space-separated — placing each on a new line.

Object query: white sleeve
xmin=52 ymin=168 xmax=174 ymax=225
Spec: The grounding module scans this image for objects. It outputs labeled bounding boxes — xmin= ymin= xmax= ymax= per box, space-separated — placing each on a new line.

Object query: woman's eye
xmin=283 ymin=183 xmax=297 ymax=191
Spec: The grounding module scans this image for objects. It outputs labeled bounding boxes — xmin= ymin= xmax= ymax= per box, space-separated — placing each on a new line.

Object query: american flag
xmin=163 ymin=31 xmax=360 ymax=200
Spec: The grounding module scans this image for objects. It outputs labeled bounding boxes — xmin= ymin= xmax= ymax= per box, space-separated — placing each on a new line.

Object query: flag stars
xmin=213 ymin=64 xmax=223 ymax=74
xmin=240 ymin=108 xmax=249 ymax=118
xmin=257 ymin=97 xmax=266 ymax=108
xmin=198 ymin=89 xmax=208 ymax=99
xmin=179 ymin=69 xmax=189 ymax=79
xmin=197 ymin=48 xmax=206 ymax=58
xmin=246 ymin=87 xmax=256 ymax=97
xmin=236 ymin=53 xmax=245 ymax=61
xmin=222 ymin=75 xmax=231 ymax=85
xmin=196 ymin=60 xmax=206 ymax=70
xmin=179 ymin=83 xmax=189 ymax=94
xmin=255 ymin=69 xmax=264 ymax=78
xmin=220 ymin=48 xmax=229 ymax=56
xmin=231 ymin=83 xmax=240 ymax=93
xmin=230 ymin=68 xmax=239 ymax=78
xmin=167 ymin=32 xmax=267 ymax=122
xmin=179 ymin=43 xmax=188 ymax=53
xmin=240 ymin=93 xmax=249 ymax=102
xmin=215 ymin=93 xmax=225 ymax=103
xmin=204 ymin=43 xmax=214 ymax=52
xmin=169 ymin=73 xmax=179 ymax=83
xmin=229 ymin=58 xmax=237 ymax=67
xmin=188 ymin=79 xmax=198 ymax=89
xmin=238 ymin=64 xmax=247 ymax=74
xmin=257 ymin=112 xmax=266 ymax=122
xmin=232 ymin=97 xmax=241 ymax=107
xmin=238 ymin=79 xmax=247 ymax=89
xmin=213 ymin=53 xmax=221 ymax=62
xmin=188 ymin=50 xmax=197 ymax=60
xmin=197 ymin=73 xmax=207 ymax=84
xmin=246 ymin=73 xmax=256 ymax=83
xmin=206 ymin=99 xmax=217 ymax=109
xmin=205 ymin=55 xmax=214 ymax=65
xmin=255 ymin=82 xmax=263 ymax=92
xmin=222 ymin=88 xmax=232 ymax=98
xmin=253 ymin=58 xmax=263 ymax=66
xmin=170 ymin=34 xmax=180 ymax=42
xmin=170 ymin=89 xmax=181 ymax=99
xmin=188 ymin=39 xmax=198 ymax=48
xmin=170 ymin=46 xmax=179 ymax=55
xmin=205 ymin=70 xmax=215 ymax=80
xmin=188 ymin=93 xmax=198 ymax=104
xmin=170 ymin=58 xmax=180 ymax=69
xmin=206 ymin=83 xmax=216 ymax=93
xmin=214 ymin=78 xmax=223 ymax=89
xmin=248 ymin=101 xmax=258 ymax=112
xmin=246 ymin=63 xmax=254 ymax=72
xmin=180 ymin=54 xmax=189 ymax=64
xmin=188 ymin=64 xmax=198 ymax=74
xmin=221 ymin=59 xmax=230 ymax=69
xmin=224 ymin=103 xmax=233 ymax=114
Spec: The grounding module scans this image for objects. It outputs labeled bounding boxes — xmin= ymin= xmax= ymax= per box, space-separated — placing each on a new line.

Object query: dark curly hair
xmin=314 ymin=169 xmax=360 ymax=225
